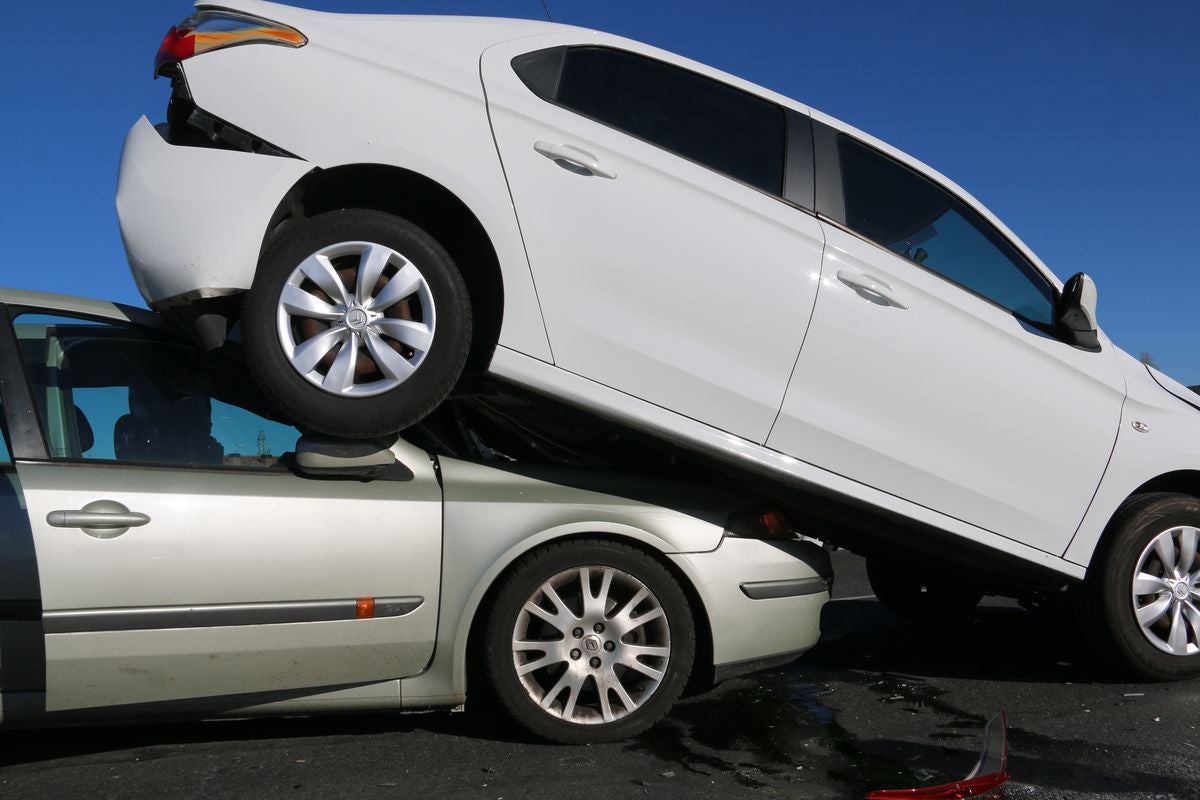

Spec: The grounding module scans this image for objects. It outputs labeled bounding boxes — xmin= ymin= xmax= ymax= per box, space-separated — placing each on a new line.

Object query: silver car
xmin=0 ymin=288 xmax=830 ymax=743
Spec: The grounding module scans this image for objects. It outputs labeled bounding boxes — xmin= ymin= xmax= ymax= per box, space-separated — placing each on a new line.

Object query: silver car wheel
xmin=511 ymin=566 xmax=672 ymax=725
xmin=274 ymin=240 xmax=437 ymax=398
xmin=1131 ymin=525 xmax=1200 ymax=656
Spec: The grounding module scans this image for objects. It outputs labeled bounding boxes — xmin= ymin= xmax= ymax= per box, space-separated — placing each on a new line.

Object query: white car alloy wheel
xmin=1089 ymin=493 xmax=1200 ymax=680
xmin=512 ymin=565 xmax=671 ymax=725
xmin=1131 ymin=525 xmax=1200 ymax=656
xmin=275 ymin=240 xmax=437 ymax=398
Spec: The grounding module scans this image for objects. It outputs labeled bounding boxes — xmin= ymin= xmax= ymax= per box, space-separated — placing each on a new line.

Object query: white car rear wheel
xmin=244 ymin=209 xmax=471 ymax=437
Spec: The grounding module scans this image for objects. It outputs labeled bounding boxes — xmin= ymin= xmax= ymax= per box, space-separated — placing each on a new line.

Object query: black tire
xmin=243 ymin=209 xmax=471 ymax=438
xmin=1085 ymin=492 xmax=1200 ymax=681
xmin=483 ymin=540 xmax=695 ymax=744
xmin=866 ymin=556 xmax=984 ymax=625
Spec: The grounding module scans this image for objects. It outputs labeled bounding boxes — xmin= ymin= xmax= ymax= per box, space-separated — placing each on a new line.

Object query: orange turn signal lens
xmin=355 ymin=598 xmax=376 ymax=619
xmin=155 ymin=11 xmax=307 ymax=76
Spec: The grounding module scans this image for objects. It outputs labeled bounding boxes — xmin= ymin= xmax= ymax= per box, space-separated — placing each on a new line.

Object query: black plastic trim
xmin=713 ymin=651 xmax=805 ymax=683
xmin=782 ymin=111 xmax=815 ymax=211
xmin=739 ymin=576 xmax=829 ymax=600
xmin=43 ymin=597 xmax=424 ymax=633
xmin=812 ymin=119 xmax=845 ymax=221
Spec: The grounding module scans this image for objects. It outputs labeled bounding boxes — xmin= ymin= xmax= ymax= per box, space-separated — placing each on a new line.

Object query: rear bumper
xmin=669 ymin=538 xmax=830 ymax=672
xmin=115 ymin=115 xmax=312 ymax=307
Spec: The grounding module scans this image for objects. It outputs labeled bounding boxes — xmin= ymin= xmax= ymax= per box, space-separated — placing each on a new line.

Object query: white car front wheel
xmin=1089 ymin=493 xmax=1200 ymax=680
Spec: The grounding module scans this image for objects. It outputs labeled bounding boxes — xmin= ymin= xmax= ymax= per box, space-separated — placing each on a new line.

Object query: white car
xmin=0 ymin=288 xmax=830 ymax=742
xmin=116 ymin=2 xmax=1200 ymax=679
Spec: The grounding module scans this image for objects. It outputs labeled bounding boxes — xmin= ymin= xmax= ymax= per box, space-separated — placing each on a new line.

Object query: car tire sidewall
xmin=1089 ymin=493 xmax=1200 ymax=681
xmin=484 ymin=541 xmax=696 ymax=744
xmin=243 ymin=209 xmax=471 ymax=438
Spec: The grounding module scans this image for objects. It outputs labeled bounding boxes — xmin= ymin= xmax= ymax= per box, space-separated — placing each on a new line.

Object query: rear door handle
xmin=47 ymin=500 xmax=150 ymax=539
xmin=836 ymin=270 xmax=909 ymax=309
xmin=533 ymin=141 xmax=617 ymax=179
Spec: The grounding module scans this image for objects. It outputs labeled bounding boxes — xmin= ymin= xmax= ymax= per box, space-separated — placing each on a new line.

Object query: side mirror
xmin=1056 ymin=272 xmax=1100 ymax=351
xmin=293 ymin=436 xmax=414 ymax=481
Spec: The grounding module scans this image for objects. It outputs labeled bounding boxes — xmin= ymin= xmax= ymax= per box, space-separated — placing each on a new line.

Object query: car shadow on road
xmin=0 ymin=707 xmax=539 ymax=769
xmin=808 ymin=598 xmax=1108 ymax=684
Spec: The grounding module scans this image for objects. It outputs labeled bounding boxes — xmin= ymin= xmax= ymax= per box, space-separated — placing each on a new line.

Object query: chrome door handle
xmin=47 ymin=500 xmax=150 ymax=539
xmin=533 ymin=141 xmax=617 ymax=179
xmin=836 ymin=270 xmax=909 ymax=309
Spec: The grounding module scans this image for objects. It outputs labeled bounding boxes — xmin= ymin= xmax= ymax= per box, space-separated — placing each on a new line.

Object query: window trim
xmin=812 ymin=122 xmax=1062 ymax=332
xmin=511 ymin=45 xmax=813 ymax=210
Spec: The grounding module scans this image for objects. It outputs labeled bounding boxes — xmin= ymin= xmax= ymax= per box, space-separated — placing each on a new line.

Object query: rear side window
xmin=14 ymin=313 xmax=298 ymax=469
xmin=0 ymin=397 xmax=10 ymax=464
xmin=515 ymin=46 xmax=786 ymax=194
xmin=835 ymin=134 xmax=1055 ymax=326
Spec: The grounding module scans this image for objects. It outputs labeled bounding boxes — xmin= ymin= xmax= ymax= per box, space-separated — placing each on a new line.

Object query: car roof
xmin=0 ymin=287 xmax=163 ymax=329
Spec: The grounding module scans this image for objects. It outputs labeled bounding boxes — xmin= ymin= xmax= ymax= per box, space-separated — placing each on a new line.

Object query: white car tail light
xmin=155 ymin=10 xmax=306 ymax=76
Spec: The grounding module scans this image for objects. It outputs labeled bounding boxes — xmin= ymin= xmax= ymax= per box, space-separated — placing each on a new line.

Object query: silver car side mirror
xmin=1057 ymin=272 xmax=1100 ymax=351
xmin=294 ymin=436 xmax=413 ymax=481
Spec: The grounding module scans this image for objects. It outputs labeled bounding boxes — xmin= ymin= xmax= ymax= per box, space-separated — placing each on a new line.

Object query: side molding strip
xmin=44 ymin=597 xmax=424 ymax=633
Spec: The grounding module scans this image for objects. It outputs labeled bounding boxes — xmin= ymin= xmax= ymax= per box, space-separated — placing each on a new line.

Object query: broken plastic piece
xmin=865 ymin=711 xmax=1009 ymax=799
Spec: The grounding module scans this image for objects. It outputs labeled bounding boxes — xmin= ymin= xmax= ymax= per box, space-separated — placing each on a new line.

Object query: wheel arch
xmin=262 ymin=163 xmax=505 ymax=374
xmin=1071 ymin=471 xmax=1200 ymax=572
xmin=457 ymin=526 xmax=716 ymax=707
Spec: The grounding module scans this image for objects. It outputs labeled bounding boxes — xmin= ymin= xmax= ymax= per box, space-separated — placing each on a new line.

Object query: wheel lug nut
xmin=570 ymin=649 xmax=581 ymax=660
xmin=589 ymin=657 xmax=601 ymax=669
xmin=593 ymin=623 xmax=605 ymax=633
xmin=604 ymin=641 xmax=615 ymax=652
xmin=573 ymin=628 xmax=583 ymax=638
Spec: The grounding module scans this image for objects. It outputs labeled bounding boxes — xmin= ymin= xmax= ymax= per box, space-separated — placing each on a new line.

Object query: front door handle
xmin=533 ymin=141 xmax=617 ymax=179
xmin=47 ymin=500 xmax=150 ymax=539
xmin=836 ymin=270 xmax=909 ymax=310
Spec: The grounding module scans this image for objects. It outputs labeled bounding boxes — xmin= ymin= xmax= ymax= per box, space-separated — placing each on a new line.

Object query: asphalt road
xmin=1 ymin=552 xmax=1197 ymax=799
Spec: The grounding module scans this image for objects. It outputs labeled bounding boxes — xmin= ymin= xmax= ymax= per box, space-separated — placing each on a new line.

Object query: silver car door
xmin=6 ymin=309 xmax=441 ymax=711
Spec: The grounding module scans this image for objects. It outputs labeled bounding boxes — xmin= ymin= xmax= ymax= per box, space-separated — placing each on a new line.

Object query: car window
xmin=516 ymin=46 xmax=786 ymax=194
xmin=14 ymin=313 xmax=298 ymax=468
xmin=0 ymin=396 xmax=10 ymax=464
xmin=835 ymin=134 xmax=1056 ymax=326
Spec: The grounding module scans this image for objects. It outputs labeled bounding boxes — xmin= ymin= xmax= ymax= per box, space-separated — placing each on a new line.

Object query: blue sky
xmin=1 ymin=1 xmax=1196 ymax=381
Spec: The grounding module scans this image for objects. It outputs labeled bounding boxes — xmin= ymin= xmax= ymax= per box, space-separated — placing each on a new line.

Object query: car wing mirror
xmin=1056 ymin=272 xmax=1101 ymax=351
xmin=293 ymin=435 xmax=414 ymax=482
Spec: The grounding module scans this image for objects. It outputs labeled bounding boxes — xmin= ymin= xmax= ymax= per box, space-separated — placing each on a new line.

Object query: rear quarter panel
xmin=180 ymin=12 xmax=552 ymax=360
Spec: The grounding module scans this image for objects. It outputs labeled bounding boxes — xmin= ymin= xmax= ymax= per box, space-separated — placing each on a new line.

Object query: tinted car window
xmin=836 ymin=135 xmax=1056 ymax=326
xmin=0 ymin=397 xmax=9 ymax=464
xmin=15 ymin=314 xmax=297 ymax=468
xmin=522 ymin=46 xmax=786 ymax=194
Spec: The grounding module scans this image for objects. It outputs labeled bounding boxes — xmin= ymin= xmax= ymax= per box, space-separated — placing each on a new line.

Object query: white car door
xmin=5 ymin=309 xmax=442 ymax=711
xmin=481 ymin=37 xmax=824 ymax=444
xmin=769 ymin=126 xmax=1125 ymax=553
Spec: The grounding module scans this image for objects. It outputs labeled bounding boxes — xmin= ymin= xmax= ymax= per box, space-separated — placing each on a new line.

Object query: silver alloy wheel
xmin=275 ymin=241 xmax=436 ymax=398
xmin=512 ymin=566 xmax=672 ymax=725
xmin=1131 ymin=525 xmax=1200 ymax=656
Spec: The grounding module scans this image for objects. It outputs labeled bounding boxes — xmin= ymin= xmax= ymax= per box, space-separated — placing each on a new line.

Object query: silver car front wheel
xmin=485 ymin=540 xmax=695 ymax=744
